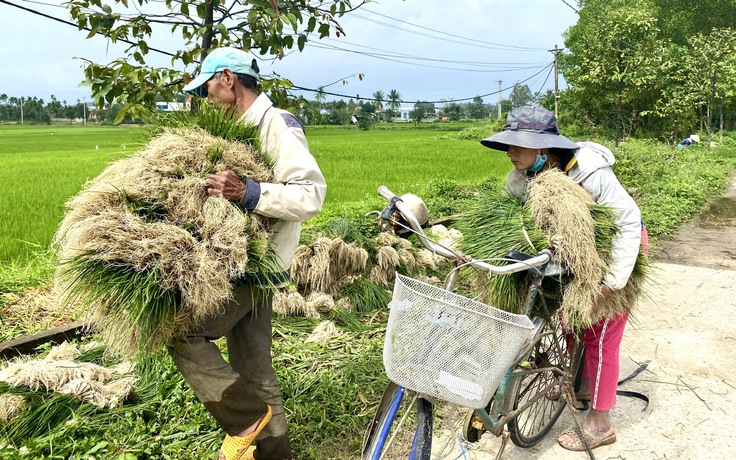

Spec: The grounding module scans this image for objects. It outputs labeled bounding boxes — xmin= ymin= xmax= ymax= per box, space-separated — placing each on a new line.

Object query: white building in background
xmin=397 ymin=104 xmax=414 ymax=121
xmin=155 ymin=99 xmax=191 ymax=112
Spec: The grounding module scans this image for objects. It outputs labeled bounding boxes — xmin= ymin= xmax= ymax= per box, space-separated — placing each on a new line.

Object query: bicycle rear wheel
xmin=504 ymin=317 xmax=582 ymax=447
xmin=362 ymin=382 xmax=433 ymax=460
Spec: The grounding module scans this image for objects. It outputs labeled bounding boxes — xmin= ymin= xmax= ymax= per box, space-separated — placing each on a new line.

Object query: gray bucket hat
xmin=480 ymin=105 xmax=579 ymax=152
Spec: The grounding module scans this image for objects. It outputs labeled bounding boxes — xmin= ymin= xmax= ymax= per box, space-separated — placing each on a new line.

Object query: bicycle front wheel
xmin=504 ymin=317 xmax=583 ymax=447
xmin=362 ymin=382 xmax=433 ymax=460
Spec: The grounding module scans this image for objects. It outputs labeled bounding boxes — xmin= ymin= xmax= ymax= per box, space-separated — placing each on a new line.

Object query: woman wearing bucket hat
xmin=481 ymin=105 xmax=647 ymax=452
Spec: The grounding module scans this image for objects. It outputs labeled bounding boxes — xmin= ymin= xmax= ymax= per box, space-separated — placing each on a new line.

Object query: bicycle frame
xmin=365 ymin=186 xmax=578 ymax=459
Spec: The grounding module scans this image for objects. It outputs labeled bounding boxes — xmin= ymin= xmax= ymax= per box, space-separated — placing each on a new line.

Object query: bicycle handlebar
xmin=377 ymin=185 xmax=395 ymax=201
xmin=377 ymin=185 xmax=551 ymax=276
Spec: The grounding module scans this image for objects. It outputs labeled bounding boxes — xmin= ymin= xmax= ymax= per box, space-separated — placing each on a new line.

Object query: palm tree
xmin=315 ymin=86 xmax=326 ymax=109
xmin=387 ymin=89 xmax=401 ymax=120
xmin=372 ymin=91 xmax=384 ymax=110
xmin=372 ymin=91 xmax=384 ymax=122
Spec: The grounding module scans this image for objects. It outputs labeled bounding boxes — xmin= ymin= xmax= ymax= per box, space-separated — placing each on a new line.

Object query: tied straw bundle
xmin=457 ymin=169 xmax=648 ymax=330
xmin=54 ymin=104 xmax=282 ymax=356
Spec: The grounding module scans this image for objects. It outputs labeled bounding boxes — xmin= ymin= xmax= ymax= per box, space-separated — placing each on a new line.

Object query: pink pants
xmin=582 ymin=224 xmax=649 ymax=411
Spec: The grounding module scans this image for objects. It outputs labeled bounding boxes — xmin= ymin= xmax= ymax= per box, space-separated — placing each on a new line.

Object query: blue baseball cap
xmin=183 ymin=47 xmax=260 ymax=96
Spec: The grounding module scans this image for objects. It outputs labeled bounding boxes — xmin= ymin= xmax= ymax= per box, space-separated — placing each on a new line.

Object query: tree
xmin=649 ymin=0 xmax=736 ymax=46
xmin=372 ymin=91 xmax=384 ymax=110
xmin=441 ymin=102 xmax=464 ymax=121
xmin=685 ymin=28 xmax=736 ymax=148
xmin=314 ymin=86 xmax=326 ymax=109
xmin=409 ymin=101 xmax=434 ymax=125
xmin=67 ymin=0 xmax=367 ymax=121
xmin=509 ymin=84 xmax=533 ymax=108
xmin=467 ymin=96 xmax=489 ymax=121
xmin=387 ymin=89 xmax=401 ymax=119
xmin=563 ymin=0 xmax=662 ymax=145
xmin=372 ymin=90 xmax=384 ymax=121
xmin=47 ymin=95 xmax=64 ymax=119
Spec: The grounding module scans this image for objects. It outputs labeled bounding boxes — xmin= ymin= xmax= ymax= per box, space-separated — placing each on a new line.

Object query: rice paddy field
xmin=0 ymin=124 xmax=507 ymax=263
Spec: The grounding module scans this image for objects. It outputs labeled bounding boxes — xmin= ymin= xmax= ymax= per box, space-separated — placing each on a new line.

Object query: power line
xmin=290 ymin=62 xmax=555 ymax=105
xmin=532 ymin=65 xmax=555 ymax=99
xmin=2 ymin=0 xmax=558 ymax=105
xmin=307 ymin=41 xmax=551 ymax=73
xmin=357 ymin=9 xmax=545 ymax=51
xmin=351 ymin=11 xmax=544 ymax=53
xmin=19 ymin=0 xmax=65 ymax=8
xmin=560 ymin=0 xmax=579 ymax=14
xmin=0 ymin=0 xmax=177 ymax=58
xmin=319 ymin=37 xmax=548 ymax=68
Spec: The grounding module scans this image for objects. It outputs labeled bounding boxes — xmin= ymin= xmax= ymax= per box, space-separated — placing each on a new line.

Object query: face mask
xmin=528 ymin=152 xmax=547 ymax=173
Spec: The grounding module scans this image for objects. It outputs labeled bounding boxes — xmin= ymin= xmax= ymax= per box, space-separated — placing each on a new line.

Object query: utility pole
xmin=20 ymin=97 xmax=24 ymax=125
xmin=549 ymin=44 xmax=562 ymax=118
xmin=83 ymin=97 xmax=87 ymax=126
xmin=497 ymin=80 xmax=502 ymax=119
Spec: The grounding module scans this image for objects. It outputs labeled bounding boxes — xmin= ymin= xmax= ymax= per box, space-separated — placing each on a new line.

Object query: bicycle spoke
xmin=505 ymin=317 xmax=582 ymax=447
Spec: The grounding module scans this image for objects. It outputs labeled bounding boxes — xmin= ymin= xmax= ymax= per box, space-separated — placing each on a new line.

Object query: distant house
xmin=156 ymin=98 xmax=192 ymax=112
xmin=397 ymin=104 xmax=414 ymax=121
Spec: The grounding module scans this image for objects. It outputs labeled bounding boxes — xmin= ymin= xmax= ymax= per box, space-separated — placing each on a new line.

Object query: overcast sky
xmin=0 ymin=0 xmax=579 ymax=105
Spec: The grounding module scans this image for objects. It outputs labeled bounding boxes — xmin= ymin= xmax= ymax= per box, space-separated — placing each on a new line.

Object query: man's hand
xmin=205 ymin=171 xmax=246 ymax=202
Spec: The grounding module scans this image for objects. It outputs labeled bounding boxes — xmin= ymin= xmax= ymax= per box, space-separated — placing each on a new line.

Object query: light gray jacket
xmin=506 ymin=141 xmax=641 ymax=290
xmin=238 ymin=93 xmax=327 ymax=275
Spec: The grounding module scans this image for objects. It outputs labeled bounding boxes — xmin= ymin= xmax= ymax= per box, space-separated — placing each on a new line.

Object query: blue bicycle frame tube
xmin=371 ymin=386 xmax=405 ymax=460
xmin=409 ymin=428 xmax=418 ymax=460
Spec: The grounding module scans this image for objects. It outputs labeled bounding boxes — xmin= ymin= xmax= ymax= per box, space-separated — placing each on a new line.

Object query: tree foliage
xmin=509 ymin=83 xmax=533 ymax=109
xmin=67 ymin=0 xmax=367 ymax=119
xmin=564 ymin=0 xmax=736 ymax=143
xmin=466 ymin=96 xmax=489 ymax=120
xmin=563 ymin=0 xmax=662 ymax=144
xmin=409 ymin=101 xmax=434 ymax=124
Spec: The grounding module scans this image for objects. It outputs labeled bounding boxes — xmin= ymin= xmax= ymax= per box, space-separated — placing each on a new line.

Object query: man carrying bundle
xmin=175 ymin=47 xmax=327 ymax=460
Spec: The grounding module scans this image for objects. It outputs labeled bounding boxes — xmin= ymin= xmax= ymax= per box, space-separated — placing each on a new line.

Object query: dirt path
xmin=434 ymin=175 xmax=736 ymax=459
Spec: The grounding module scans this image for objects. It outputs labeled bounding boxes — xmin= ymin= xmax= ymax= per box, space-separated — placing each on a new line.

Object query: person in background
xmin=480 ymin=105 xmax=647 ymax=452
xmin=677 ymin=134 xmax=700 ymax=149
xmin=173 ymin=47 xmax=327 ymax=460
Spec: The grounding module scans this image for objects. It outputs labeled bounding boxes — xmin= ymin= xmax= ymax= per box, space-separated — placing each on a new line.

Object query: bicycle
xmin=362 ymin=186 xmax=584 ymax=460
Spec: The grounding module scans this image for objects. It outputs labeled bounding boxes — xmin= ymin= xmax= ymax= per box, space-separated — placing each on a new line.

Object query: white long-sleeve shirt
xmin=238 ymin=93 xmax=327 ymax=273
xmin=505 ymin=141 xmax=641 ymax=290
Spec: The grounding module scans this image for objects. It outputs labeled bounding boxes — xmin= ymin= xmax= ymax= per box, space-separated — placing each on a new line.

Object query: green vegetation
xmin=0 ymin=125 xmax=504 ymax=262
xmin=1 ymin=123 xmax=735 ymax=459
xmin=0 ymin=125 xmax=144 ymax=262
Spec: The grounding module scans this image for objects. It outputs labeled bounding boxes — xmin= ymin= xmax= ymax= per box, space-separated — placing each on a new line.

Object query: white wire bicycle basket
xmin=384 ymin=274 xmax=536 ymax=409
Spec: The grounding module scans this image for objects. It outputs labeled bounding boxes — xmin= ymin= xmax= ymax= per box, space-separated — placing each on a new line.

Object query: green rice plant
xmin=54 ymin=110 xmax=282 ymax=356
xmin=455 ymin=186 xmax=644 ymax=318
xmin=324 ymin=307 xmax=364 ymax=330
xmin=271 ymin=324 xmax=387 ymax=458
xmin=455 ymin=191 xmax=546 ymax=312
xmin=0 ymin=343 xmax=158 ymax=448
xmin=146 ymin=102 xmax=272 ymax=169
xmin=309 ymin=127 xmax=509 ymax=204
xmin=338 ymin=277 xmax=390 ymax=315
xmin=118 ymin=188 xmax=168 ymax=223
xmin=58 ymin=253 xmax=180 ymax=354
xmin=0 ymin=126 xmax=143 ymax=262
xmin=318 ymin=217 xmax=369 ymax=246
xmin=0 ymin=385 xmax=90 ymax=444
xmin=590 ymin=204 xmax=619 ymax=262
